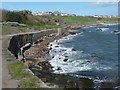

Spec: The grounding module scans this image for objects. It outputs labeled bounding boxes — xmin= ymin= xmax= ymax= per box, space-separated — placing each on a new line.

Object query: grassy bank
xmin=2 ymin=16 xmax=118 ymax=35
xmin=1 ymin=10 xmax=118 ymax=35
xmin=8 ymin=61 xmax=41 ymax=88
xmin=2 ymin=10 xmax=118 ymax=88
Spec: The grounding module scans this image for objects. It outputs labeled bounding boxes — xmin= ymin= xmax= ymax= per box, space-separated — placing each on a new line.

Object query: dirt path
xmin=2 ymin=35 xmax=19 ymax=88
xmin=0 ymin=35 xmax=2 ymax=89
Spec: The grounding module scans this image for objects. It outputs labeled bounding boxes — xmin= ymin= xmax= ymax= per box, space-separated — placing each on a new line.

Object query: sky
xmin=1 ymin=2 xmax=118 ymax=16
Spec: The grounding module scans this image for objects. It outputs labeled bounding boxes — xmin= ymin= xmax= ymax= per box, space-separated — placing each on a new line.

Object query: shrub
xmin=5 ymin=11 xmax=27 ymax=23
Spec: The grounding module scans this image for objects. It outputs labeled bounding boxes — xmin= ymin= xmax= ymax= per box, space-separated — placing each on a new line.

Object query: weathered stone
xmin=56 ymin=67 xmax=62 ymax=70
xmin=68 ymin=30 xmax=80 ymax=35
xmin=37 ymin=60 xmax=52 ymax=71
xmin=63 ymin=58 xmax=68 ymax=62
xmin=72 ymin=48 xmax=76 ymax=51
xmin=55 ymin=46 xmax=59 ymax=47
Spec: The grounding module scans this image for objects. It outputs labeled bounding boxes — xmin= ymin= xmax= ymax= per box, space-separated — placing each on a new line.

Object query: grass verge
xmin=9 ymin=61 xmax=31 ymax=78
xmin=20 ymin=77 xmax=39 ymax=88
xmin=9 ymin=61 xmax=41 ymax=88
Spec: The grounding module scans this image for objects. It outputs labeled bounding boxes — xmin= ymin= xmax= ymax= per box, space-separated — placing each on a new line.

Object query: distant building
xmin=92 ymin=15 xmax=118 ymax=18
xmin=34 ymin=11 xmax=77 ymax=16
xmin=34 ymin=11 xmax=53 ymax=16
xmin=61 ymin=13 xmax=69 ymax=16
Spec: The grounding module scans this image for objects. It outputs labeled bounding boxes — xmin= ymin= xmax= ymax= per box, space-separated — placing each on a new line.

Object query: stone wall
xmin=8 ymin=27 xmax=69 ymax=59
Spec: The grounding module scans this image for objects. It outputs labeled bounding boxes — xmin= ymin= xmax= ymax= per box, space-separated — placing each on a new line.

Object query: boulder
xmin=63 ymin=58 xmax=68 ymax=62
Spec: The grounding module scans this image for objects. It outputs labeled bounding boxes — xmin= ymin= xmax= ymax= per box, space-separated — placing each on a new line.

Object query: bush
xmin=5 ymin=11 xmax=27 ymax=23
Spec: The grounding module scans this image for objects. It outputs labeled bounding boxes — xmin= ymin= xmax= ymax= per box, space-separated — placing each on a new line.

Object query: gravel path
xmin=2 ymin=35 xmax=19 ymax=88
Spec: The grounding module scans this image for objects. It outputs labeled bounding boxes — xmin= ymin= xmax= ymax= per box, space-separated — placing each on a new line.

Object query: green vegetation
xmin=5 ymin=11 xmax=27 ymax=23
xmin=20 ymin=77 xmax=39 ymax=88
xmin=2 ymin=25 xmax=26 ymax=35
xmin=1 ymin=10 xmax=31 ymax=23
xmin=50 ymin=16 xmax=118 ymax=25
xmin=3 ymin=51 xmax=11 ymax=55
xmin=6 ymin=59 xmax=12 ymax=61
xmin=9 ymin=61 xmax=41 ymax=88
xmin=9 ymin=61 xmax=31 ymax=78
xmin=1 ymin=9 xmax=118 ymax=35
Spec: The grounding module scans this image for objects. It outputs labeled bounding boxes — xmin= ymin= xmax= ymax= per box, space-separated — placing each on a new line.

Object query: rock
xmin=113 ymin=30 xmax=118 ymax=32
xmin=52 ymin=56 xmax=54 ymax=58
xmin=63 ymin=58 xmax=68 ymax=62
xmin=86 ymin=60 xmax=91 ymax=63
xmin=56 ymin=67 xmax=62 ymax=70
xmin=65 ymin=56 xmax=68 ymax=58
xmin=100 ymin=81 xmax=120 ymax=88
xmin=37 ymin=60 xmax=52 ymax=71
xmin=69 ymin=30 xmax=80 ymax=35
xmin=90 ymin=56 xmax=101 ymax=58
xmin=25 ymin=58 xmax=37 ymax=67
xmin=49 ymin=47 xmax=52 ymax=50
xmin=82 ymin=30 xmax=86 ymax=32
xmin=72 ymin=48 xmax=76 ymax=51
xmin=55 ymin=46 xmax=59 ymax=47
xmin=21 ymin=58 xmax=25 ymax=63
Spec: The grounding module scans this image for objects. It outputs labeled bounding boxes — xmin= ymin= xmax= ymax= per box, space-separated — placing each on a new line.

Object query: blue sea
xmin=48 ymin=24 xmax=119 ymax=83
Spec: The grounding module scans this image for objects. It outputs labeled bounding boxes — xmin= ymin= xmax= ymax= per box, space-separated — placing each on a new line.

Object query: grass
xmin=2 ymin=16 xmax=118 ymax=35
xmin=3 ymin=51 xmax=11 ymax=55
xmin=18 ymin=27 xmax=26 ymax=32
xmin=20 ymin=77 xmax=39 ymax=88
xmin=27 ymin=24 xmax=65 ymax=30
xmin=9 ymin=61 xmax=31 ymax=79
xmin=51 ymin=16 xmax=118 ymax=25
xmin=6 ymin=59 xmax=12 ymax=61
xmin=9 ymin=61 xmax=41 ymax=88
xmin=2 ymin=25 xmax=27 ymax=35
xmin=2 ymin=45 xmax=8 ymax=49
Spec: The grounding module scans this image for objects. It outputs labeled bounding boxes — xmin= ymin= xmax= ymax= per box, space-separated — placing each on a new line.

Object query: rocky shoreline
xmin=24 ymin=32 xmax=96 ymax=88
xmin=23 ymin=23 xmax=119 ymax=88
xmin=24 ymin=23 xmax=118 ymax=59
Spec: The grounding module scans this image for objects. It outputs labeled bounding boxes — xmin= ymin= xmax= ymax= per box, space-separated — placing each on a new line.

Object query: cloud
xmin=90 ymin=0 xmax=119 ymax=7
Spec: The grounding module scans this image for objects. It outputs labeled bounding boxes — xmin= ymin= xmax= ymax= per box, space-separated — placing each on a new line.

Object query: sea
xmin=48 ymin=24 xmax=119 ymax=85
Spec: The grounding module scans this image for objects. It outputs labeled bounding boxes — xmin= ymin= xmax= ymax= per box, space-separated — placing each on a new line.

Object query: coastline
xmin=23 ymin=23 xmax=119 ymax=88
xmin=4 ymin=22 xmax=118 ymax=87
xmin=24 ymin=22 xmax=119 ymax=59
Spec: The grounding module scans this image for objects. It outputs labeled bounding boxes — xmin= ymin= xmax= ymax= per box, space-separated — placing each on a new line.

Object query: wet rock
xmin=52 ymin=56 xmax=54 ymax=58
xmin=65 ymin=37 xmax=68 ymax=39
xmin=100 ymin=81 xmax=120 ymax=88
xmin=49 ymin=47 xmax=52 ymax=50
xmin=25 ymin=58 xmax=37 ymax=67
xmin=72 ymin=48 xmax=76 ymax=51
xmin=55 ymin=46 xmax=59 ymax=47
xmin=50 ymin=44 xmax=53 ymax=46
xmin=56 ymin=67 xmax=62 ymax=70
xmin=65 ymin=56 xmax=68 ymax=58
xmin=37 ymin=60 xmax=52 ymax=71
xmin=90 ymin=56 xmax=101 ymax=58
xmin=63 ymin=58 xmax=68 ymax=62
xmin=86 ymin=60 xmax=91 ymax=63
xmin=113 ymin=30 xmax=119 ymax=33
xmin=30 ymin=67 xmax=94 ymax=88
xmin=69 ymin=30 xmax=80 ymax=35
xmin=78 ymin=78 xmax=94 ymax=88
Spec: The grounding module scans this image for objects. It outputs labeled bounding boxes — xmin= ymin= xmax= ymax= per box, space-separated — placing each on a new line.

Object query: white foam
xmin=100 ymin=28 xmax=109 ymax=31
xmin=48 ymin=31 xmax=113 ymax=77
